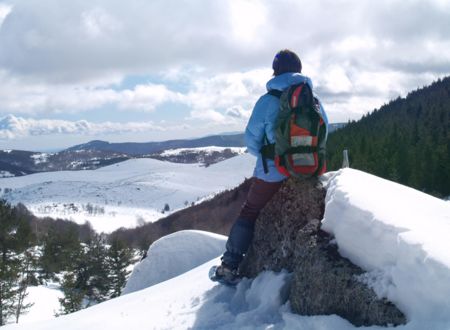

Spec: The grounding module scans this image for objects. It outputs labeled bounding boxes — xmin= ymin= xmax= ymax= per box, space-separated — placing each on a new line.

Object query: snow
xmin=17 ymin=284 xmax=63 ymax=324
xmin=160 ymin=146 xmax=247 ymax=156
xmin=6 ymin=169 xmax=450 ymax=329
xmin=0 ymin=171 xmax=14 ymax=178
xmin=123 ymin=230 xmax=226 ymax=295
xmin=30 ymin=153 xmax=50 ymax=164
xmin=321 ymin=169 xmax=450 ymax=325
xmin=0 ymin=154 xmax=254 ymax=233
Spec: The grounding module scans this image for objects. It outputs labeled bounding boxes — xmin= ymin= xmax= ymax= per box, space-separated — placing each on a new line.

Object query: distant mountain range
xmin=1 ymin=124 xmax=345 ymax=178
xmin=0 ymin=133 xmax=249 ymax=178
xmin=67 ymin=133 xmax=247 ymax=155
xmin=68 ymin=123 xmax=345 ymax=155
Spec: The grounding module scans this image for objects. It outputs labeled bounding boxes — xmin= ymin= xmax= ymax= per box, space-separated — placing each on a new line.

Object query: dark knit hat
xmin=272 ymin=49 xmax=302 ymax=76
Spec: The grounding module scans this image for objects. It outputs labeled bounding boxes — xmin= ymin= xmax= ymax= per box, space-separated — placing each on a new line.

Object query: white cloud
xmin=229 ymin=0 xmax=267 ymax=44
xmin=80 ymin=7 xmax=122 ymax=39
xmin=0 ymin=67 xmax=270 ymax=122
xmin=0 ymin=0 xmax=236 ymax=82
xmin=320 ymin=66 xmax=353 ymax=94
xmin=188 ymin=110 xmax=227 ymax=124
xmin=0 ymin=3 xmax=11 ymax=24
xmin=118 ymin=84 xmax=183 ymax=111
xmin=1 ymin=0 xmax=449 ymax=84
xmin=332 ymin=35 xmax=378 ymax=53
xmin=183 ymin=69 xmax=269 ymax=122
xmin=0 ymin=114 xmax=165 ymax=139
xmin=0 ymin=72 xmax=184 ymax=114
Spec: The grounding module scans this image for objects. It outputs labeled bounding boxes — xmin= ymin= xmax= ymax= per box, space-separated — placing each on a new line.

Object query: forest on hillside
xmin=327 ymin=77 xmax=450 ymax=198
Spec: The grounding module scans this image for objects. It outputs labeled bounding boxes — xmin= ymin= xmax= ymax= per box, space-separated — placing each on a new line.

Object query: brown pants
xmin=239 ymin=177 xmax=284 ymax=222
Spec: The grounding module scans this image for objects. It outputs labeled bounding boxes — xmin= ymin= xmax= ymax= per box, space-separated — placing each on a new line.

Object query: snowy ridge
xmin=160 ymin=146 xmax=246 ymax=156
xmin=322 ymin=169 xmax=450 ymax=323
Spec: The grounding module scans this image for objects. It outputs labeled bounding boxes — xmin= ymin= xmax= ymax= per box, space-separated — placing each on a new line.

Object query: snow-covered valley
xmin=4 ymin=168 xmax=450 ymax=330
xmin=0 ymin=154 xmax=254 ymax=233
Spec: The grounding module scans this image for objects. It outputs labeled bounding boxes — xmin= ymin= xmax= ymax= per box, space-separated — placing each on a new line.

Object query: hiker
xmin=211 ymin=49 xmax=329 ymax=284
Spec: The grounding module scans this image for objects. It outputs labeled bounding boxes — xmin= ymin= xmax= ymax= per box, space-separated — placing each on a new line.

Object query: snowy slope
xmin=0 ymin=154 xmax=254 ymax=233
xmin=5 ymin=169 xmax=450 ymax=330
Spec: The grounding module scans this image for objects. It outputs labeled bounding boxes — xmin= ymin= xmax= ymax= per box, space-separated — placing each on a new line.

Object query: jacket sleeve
xmin=245 ymin=96 xmax=268 ymax=156
xmin=245 ymin=94 xmax=280 ymax=156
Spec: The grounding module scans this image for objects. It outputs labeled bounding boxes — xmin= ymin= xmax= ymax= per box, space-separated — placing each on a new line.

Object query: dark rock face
xmin=239 ymin=177 xmax=406 ymax=327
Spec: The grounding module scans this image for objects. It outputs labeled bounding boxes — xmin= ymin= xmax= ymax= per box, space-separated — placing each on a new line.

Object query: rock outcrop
xmin=239 ymin=177 xmax=406 ymax=327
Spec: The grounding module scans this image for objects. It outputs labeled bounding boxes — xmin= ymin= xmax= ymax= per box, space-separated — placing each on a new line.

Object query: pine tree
xmin=0 ymin=200 xmax=33 ymax=325
xmin=57 ymin=272 xmax=85 ymax=315
xmin=40 ymin=225 xmax=81 ymax=278
xmin=57 ymin=233 xmax=113 ymax=314
xmin=108 ymin=237 xmax=133 ymax=298
xmin=84 ymin=234 xmax=111 ymax=304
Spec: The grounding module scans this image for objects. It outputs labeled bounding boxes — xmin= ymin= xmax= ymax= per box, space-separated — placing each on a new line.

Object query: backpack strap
xmin=260 ymin=135 xmax=275 ymax=174
xmin=267 ymin=89 xmax=282 ymax=98
xmin=260 ymin=89 xmax=283 ymax=174
xmin=260 ymin=90 xmax=282 ymax=174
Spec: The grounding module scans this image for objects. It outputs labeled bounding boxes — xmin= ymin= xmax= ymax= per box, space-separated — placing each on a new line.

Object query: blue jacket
xmin=245 ymin=72 xmax=329 ymax=182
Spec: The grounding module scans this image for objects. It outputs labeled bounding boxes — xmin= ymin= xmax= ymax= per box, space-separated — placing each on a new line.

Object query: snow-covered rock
xmin=322 ymin=169 xmax=450 ymax=324
xmin=240 ymin=176 xmax=405 ymax=326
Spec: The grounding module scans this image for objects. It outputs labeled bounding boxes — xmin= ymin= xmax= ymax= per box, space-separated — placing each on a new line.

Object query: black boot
xmin=209 ymin=263 xmax=241 ymax=286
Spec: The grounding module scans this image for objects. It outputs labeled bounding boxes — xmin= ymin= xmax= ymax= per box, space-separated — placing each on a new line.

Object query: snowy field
xmin=5 ymin=168 xmax=450 ymax=330
xmin=0 ymin=154 xmax=254 ymax=233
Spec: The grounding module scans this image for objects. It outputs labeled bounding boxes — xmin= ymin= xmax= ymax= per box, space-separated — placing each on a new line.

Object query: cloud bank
xmin=0 ymin=114 xmax=164 ymax=139
xmin=1 ymin=0 xmax=448 ymax=82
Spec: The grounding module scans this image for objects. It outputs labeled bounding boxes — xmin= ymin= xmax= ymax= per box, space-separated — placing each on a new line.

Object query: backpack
xmin=260 ymin=83 xmax=327 ymax=178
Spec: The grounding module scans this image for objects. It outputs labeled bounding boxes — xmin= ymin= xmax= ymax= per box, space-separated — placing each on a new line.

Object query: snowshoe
xmin=209 ymin=264 xmax=241 ymax=286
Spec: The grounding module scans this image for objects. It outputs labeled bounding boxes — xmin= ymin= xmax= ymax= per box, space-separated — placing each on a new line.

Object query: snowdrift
xmin=123 ymin=230 xmax=226 ymax=295
xmin=322 ymin=169 xmax=450 ymax=324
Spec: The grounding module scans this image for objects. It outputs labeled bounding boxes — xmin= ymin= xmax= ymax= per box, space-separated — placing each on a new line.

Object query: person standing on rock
xmin=210 ymin=49 xmax=329 ymax=285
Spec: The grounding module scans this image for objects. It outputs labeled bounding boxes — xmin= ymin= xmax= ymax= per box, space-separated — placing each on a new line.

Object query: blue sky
xmin=0 ymin=0 xmax=449 ymax=151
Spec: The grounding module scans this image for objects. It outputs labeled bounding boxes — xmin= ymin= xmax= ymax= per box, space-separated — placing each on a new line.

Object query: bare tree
xmin=15 ymin=250 xmax=36 ymax=323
